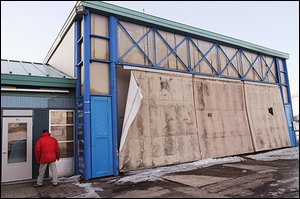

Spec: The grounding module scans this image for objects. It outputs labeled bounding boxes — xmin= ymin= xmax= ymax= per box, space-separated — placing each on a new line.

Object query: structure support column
xmin=109 ymin=15 xmax=119 ymax=176
xmin=282 ymin=59 xmax=297 ymax=147
xmin=74 ymin=19 xmax=81 ymax=175
xmin=83 ymin=10 xmax=92 ymax=179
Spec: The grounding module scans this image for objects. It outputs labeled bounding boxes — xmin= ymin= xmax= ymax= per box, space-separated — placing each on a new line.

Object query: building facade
xmin=1 ymin=1 xmax=297 ymax=183
xmin=1 ymin=59 xmax=76 ymax=183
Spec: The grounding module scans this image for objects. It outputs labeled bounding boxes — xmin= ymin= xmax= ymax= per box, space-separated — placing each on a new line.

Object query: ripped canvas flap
xmin=119 ymin=71 xmax=143 ymax=152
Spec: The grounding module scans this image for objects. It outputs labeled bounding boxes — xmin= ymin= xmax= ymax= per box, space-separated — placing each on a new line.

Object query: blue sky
xmin=1 ymin=1 xmax=299 ymax=97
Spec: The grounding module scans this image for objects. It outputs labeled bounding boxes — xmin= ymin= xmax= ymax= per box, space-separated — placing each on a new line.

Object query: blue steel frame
xmin=75 ymin=10 xmax=120 ymax=180
xmin=74 ymin=19 xmax=81 ymax=175
xmin=282 ymin=59 xmax=297 ymax=147
xmin=75 ymin=11 xmax=297 ymax=180
xmin=275 ymin=58 xmax=284 ymax=103
xmin=116 ymin=19 xmax=296 ymax=147
xmin=109 ymin=15 xmax=119 ymax=176
xmin=83 ymin=10 xmax=92 ymax=180
xmin=276 ymin=58 xmax=297 ymax=147
xmin=117 ymin=20 xmax=280 ymax=85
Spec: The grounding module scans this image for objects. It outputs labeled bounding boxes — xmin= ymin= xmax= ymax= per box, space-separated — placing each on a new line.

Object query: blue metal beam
xmin=83 ymin=10 xmax=92 ymax=180
xmin=90 ymin=34 xmax=110 ymax=40
xmin=153 ymin=28 xmax=157 ymax=66
xmin=109 ymin=15 xmax=119 ymax=176
xmin=187 ymin=36 xmax=192 ymax=71
xmin=119 ymin=61 xmax=279 ymax=86
xmin=282 ymin=59 xmax=297 ymax=147
xmin=74 ymin=19 xmax=81 ymax=175
xmin=283 ymin=59 xmax=293 ymax=106
xmin=275 ymin=58 xmax=285 ymax=103
xmin=239 ymin=50 xmax=244 ymax=76
xmin=216 ymin=43 xmax=221 ymax=74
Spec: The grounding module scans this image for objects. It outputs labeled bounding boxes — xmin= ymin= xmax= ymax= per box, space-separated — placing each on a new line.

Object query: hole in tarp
xmin=268 ymin=107 xmax=274 ymax=115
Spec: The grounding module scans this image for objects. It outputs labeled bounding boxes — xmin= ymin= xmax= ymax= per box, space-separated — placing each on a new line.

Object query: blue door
xmin=284 ymin=104 xmax=297 ymax=147
xmin=91 ymin=96 xmax=113 ymax=177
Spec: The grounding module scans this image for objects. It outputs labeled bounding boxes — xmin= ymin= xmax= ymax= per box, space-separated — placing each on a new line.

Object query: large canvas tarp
xmin=119 ymin=71 xmax=143 ymax=152
xmin=119 ymin=71 xmax=201 ymax=172
xmin=119 ymin=70 xmax=290 ymax=172
xmin=244 ymin=83 xmax=290 ymax=151
xmin=193 ymin=77 xmax=254 ymax=159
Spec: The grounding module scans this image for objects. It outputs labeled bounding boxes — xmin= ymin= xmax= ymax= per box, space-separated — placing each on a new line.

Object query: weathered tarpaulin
xmin=119 ymin=71 xmax=143 ymax=152
xmin=244 ymin=82 xmax=290 ymax=151
xmin=119 ymin=71 xmax=200 ymax=171
xmin=193 ymin=77 xmax=254 ymax=159
xmin=119 ymin=70 xmax=290 ymax=172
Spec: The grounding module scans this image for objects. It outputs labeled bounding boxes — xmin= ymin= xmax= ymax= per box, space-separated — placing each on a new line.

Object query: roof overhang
xmin=1 ymin=74 xmax=76 ymax=88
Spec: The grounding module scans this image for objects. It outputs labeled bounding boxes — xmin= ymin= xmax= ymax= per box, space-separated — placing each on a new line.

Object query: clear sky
xmin=1 ymin=1 xmax=299 ymax=98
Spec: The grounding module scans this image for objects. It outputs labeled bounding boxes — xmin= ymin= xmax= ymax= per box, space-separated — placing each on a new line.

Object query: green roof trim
xmin=1 ymin=74 xmax=76 ymax=88
xmin=1 ymin=59 xmax=76 ymax=88
xmin=82 ymin=1 xmax=289 ymax=59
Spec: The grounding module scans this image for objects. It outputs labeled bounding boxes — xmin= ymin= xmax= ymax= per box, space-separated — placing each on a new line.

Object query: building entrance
xmin=2 ymin=117 xmax=32 ymax=182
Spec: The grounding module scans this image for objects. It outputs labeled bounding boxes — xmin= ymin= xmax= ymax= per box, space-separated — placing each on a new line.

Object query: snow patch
xmin=73 ymin=182 xmax=103 ymax=198
xmin=58 ymin=175 xmax=103 ymax=198
xmin=246 ymin=147 xmax=299 ymax=161
xmin=58 ymin=175 xmax=81 ymax=183
xmin=117 ymin=156 xmax=244 ymax=184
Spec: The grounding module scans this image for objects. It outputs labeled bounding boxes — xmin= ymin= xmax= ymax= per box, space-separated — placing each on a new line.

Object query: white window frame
xmin=49 ymin=110 xmax=75 ymax=159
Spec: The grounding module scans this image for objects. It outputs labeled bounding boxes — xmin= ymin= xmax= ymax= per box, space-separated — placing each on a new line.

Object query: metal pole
xmin=109 ymin=15 xmax=119 ymax=176
xmin=283 ymin=59 xmax=297 ymax=147
xmin=74 ymin=19 xmax=81 ymax=175
xmin=83 ymin=10 xmax=92 ymax=180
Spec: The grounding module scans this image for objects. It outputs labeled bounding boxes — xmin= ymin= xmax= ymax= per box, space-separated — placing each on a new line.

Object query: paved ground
xmin=1 ymin=146 xmax=299 ymax=198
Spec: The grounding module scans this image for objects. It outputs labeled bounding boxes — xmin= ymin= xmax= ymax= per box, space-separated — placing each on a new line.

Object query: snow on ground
xmin=246 ymin=147 xmax=299 ymax=161
xmin=58 ymin=175 xmax=103 ymax=198
xmin=58 ymin=175 xmax=81 ymax=183
xmin=73 ymin=182 xmax=103 ymax=198
xmin=116 ymin=156 xmax=244 ymax=184
xmin=57 ymin=146 xmax=298 ymax=189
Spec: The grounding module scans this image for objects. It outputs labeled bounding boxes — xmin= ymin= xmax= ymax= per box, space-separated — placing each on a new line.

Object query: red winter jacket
xmin=35 ymin=132 xmax=60 ymax=164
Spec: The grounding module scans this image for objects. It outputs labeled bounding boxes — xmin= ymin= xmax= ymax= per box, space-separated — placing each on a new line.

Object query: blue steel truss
xmin=218 ymin=46 xmax=241 ymax=77
xmin=116 ymin=20 xmax=279 ymax=84
xmin=118 ymin=21 xmax=154 ymax=66
xmin=190 ymin=40 xmax=218 ymax=75
xmin=155 ymin=30 xmax=190 ymax=71
xmin=261 ymin=56 xmax=276 ymax=82
xmin=241 ymin=52 xmax=263 ymax=81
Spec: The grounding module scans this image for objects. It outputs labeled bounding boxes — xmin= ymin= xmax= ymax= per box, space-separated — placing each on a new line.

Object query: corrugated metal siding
xmin=48 ymin=97 xmax=76 ymax=108
xmin=1 ymin=96 xmax=75 ymax=109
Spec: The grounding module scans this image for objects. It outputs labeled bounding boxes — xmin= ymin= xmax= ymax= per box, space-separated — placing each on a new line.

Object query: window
xmin=49 ymin=110 xmax=75 ymax=158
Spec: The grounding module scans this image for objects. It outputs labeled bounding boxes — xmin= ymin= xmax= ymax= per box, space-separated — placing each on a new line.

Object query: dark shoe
xmin=33 ymin=184 xmax=43 ymax=187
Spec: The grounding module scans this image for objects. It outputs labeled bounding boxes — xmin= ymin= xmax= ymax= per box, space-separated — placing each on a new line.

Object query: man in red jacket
xmin=34 ymin=129 xmax=60 ymax=187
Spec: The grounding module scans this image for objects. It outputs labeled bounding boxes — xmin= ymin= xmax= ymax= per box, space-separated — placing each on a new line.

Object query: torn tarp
xmin=119 ymin=71 xmax=143 ymax=152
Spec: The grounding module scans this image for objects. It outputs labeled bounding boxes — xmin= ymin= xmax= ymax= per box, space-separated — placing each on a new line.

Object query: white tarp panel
xmin=119 ymin=70 xmax=200 ymax=172
xmin=119 ymin=71 xmax=143 ymax=152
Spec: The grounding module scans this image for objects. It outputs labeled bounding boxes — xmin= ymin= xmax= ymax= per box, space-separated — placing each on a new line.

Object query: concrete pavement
xmin=1 ymin=146 xmax=299 ymax=198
